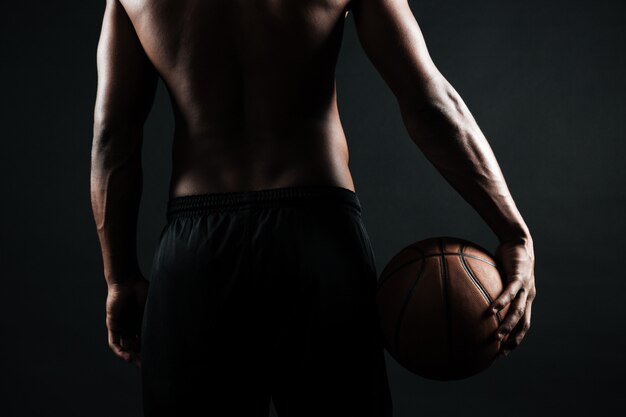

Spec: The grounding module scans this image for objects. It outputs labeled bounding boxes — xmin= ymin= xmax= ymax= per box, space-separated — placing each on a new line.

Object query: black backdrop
xmin=1 ymin=0 xmax=624 ymax=416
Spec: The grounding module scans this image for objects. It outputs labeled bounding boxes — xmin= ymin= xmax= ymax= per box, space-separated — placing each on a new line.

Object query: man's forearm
xmin=400 ymin=77 xmax=531 ymax=244
xmin=90 ymin=124 xmax=143 ymax=287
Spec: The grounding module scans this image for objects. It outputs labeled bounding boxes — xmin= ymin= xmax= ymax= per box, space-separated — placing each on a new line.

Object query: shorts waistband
xmin=166 ymin=185 xmax=362 ymax=220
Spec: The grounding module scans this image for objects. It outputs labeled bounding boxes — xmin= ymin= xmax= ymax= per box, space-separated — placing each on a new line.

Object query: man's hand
xmin=105 ymin=275 xmax=150 ymax=368
xmin=490 ymin=237 xmax=536 ymax=357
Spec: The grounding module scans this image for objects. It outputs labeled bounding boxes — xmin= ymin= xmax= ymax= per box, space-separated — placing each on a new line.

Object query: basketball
xmin=375 ymin=236 xmax=510 ymax=381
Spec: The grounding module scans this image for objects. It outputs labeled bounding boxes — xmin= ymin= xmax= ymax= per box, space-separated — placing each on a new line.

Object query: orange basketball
xmin=375 ymin=236 xmax=510 ymax=380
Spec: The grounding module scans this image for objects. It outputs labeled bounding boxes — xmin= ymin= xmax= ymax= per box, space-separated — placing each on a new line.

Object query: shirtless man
xmin=90 ymin=1 xmax=536 ymax=416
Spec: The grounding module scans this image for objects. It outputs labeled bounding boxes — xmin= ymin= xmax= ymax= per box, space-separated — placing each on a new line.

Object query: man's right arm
xmin=351 ymin=0 xmax=536 ymax=356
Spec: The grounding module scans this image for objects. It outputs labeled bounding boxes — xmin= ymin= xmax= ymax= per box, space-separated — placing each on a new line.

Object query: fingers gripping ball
xmin=375 ymin=236 xmax=510 ymax=381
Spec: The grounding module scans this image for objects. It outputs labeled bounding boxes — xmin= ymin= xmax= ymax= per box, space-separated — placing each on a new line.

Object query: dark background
xmin=1 ymin=0 xmax=624 ymax=415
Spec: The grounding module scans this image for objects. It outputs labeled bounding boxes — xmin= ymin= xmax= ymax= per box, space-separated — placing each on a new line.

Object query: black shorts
xmin=140 ymin=185 xmax=393 ymax=417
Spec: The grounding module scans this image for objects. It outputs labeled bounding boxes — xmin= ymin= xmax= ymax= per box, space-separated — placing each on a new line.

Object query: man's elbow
xmin=92 ymin=113 xmax=143 ymax=156
xmin=398 ymin=79 xmax=475 ymax=145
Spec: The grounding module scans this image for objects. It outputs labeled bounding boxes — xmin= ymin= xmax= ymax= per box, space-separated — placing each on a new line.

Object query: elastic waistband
xmin=166 ymin=185 xmax=362 ymax=220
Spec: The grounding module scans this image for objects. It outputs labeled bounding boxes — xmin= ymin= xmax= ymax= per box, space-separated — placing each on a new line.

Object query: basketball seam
xmin=409 ymin=237 xmax=493 ymax=260
xmin=411 ymin=249 xmax=496 ymax=267
xmin=377 ymin=258 xmax=422 ymax=290
xmin=377 ymin=252 xmax=495 ymax=292
xmin=392 ymin=245 xmax=426 ymax=364
xmin=459 ymin=243 xmax=503 ymax=325
xmin=438 ymin=238 xmax=454 ymax=367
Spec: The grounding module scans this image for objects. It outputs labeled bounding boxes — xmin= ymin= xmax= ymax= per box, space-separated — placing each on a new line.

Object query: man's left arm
xmin=91 ymin=0 xmax=158 ymax=366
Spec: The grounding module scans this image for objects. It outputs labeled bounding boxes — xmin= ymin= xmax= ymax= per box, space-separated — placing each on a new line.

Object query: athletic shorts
xmin=140 ymin=185 xmax=393 ymax=417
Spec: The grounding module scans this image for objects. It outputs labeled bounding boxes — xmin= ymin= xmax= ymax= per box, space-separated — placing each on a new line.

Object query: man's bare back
xmin=116 ymin=0 xmax=355 ymax=197
xmin=91 ymin=0 xmax=535 ymax=391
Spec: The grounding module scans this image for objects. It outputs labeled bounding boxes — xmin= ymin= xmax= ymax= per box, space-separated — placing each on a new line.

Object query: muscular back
xmin=94 ymin=0 xmax=536 ymax=372
xmin=117 ymin=0 xmax=354 ymax=196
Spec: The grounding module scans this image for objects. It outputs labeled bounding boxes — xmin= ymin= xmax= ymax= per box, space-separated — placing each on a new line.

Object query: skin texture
xmin=91 ymin=0 xmax=536 ymax=368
